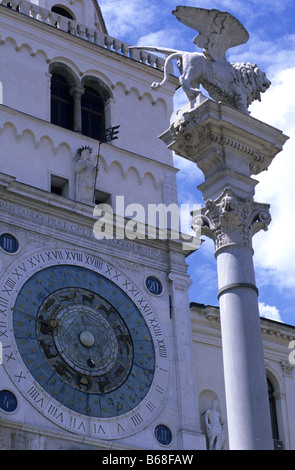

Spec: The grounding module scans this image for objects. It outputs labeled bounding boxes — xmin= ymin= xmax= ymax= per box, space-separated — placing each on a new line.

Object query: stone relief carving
xmin=130 ymin=6 xmax=271 ymax=114
xmin=204 ymin=400 xmax=226 ymax=450
xmin=165 ymin=107 xmax=209 ymax=161
xmin=74 ymin=146 xmax=98 ymax=203
xmin=280 ymin=361 xmax=294 ymax=378
xmin=160 ymin=101 xmax=279 ymax=179
xmin=192 ymin=188 xmax=271 ymax=249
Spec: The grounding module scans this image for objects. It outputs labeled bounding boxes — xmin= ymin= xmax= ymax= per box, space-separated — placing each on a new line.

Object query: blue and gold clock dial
xmin=13 ymin=265 xmax=156 ymax=418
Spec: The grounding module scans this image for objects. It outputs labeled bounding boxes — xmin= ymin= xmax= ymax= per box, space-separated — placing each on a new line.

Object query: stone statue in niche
xmin=204 ymin=400 xmax=226 ymax=450
xmin=74 ymin=146 xmax=98 ymax=203
xmin=130 ymin=6 xmax=271 ymax=114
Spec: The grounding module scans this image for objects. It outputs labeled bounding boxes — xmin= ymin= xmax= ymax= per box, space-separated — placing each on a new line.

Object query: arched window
xmin=81 ymin=86 xmax=105 ymax=140
xmin=51 ymin=73 xmax=74 ymax=130
xmin=49 ymin=66 xmax=112 ymax=139
xmin=268 ymin=378 xmax=279 ymax=440
xmin=51 ymin=5 xmax=75 ymax=20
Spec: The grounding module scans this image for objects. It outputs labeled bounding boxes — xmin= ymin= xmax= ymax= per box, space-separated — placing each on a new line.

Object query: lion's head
xmin=233 ymin=62 xmax=271 ymax=107
xmin=252 ymin=65 xmax=271 ymax=102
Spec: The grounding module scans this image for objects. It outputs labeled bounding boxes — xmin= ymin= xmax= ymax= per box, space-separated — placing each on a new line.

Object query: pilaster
xmin=167 ymin=244 xmax=206 ymax=450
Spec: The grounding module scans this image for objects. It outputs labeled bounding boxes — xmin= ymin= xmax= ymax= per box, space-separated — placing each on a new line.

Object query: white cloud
xmin=250 ymin=67 xmax=295 ymax=290
xmin=137 ymin=28 xmax=184 ymax=50
xmin=249 ymin=0 xmax=293 ymax=13
xmin=100 ymin=0 xmax=158 ymax=40
xmin=250 ymin=67 xmax=295 ymax=130
xmin=259 ymin=302 xmax=283 ymax=322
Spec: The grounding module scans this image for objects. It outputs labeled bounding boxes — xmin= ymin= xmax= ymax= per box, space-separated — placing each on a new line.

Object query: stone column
xmin=160 ymin=98 xmax=288 ymax=450
xmin=197 ymin=189 xmax=273 ymax=449
xmin=70 ymin=85 xmax=84 ymax=134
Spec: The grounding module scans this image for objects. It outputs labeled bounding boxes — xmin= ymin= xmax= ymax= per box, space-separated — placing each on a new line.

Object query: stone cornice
xmin=0 ymin=172 xmax=195 ymax=268
xmin=0 ymin=173 xmax=170 ymax=263
xmin=191 ymin=303 xmax=295 ymax=343
xmin=160 ymin=98 xmax=289 ymax=178
xmin=0 ymin=419 xmax=134 ymax=450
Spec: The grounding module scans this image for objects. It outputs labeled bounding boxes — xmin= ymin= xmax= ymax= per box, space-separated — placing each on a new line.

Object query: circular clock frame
xmin=0 ymin=248 xmax=170 ymax=440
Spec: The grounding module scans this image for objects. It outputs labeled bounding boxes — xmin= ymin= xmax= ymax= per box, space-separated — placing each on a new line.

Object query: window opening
xmin=81 ymin=86 xmax=105 ymax=140
xmin=51 ymin=74 xmax=73 ymax=130
xmin=51 ymin=6 xmax=74 ymax=20
xmin=51 ymin=175 xmax=69 ymax=197
xmin=268 ymin=378 xmax=279 ymax=440
xmin=94 ymin=190 xmax=112 ymax=206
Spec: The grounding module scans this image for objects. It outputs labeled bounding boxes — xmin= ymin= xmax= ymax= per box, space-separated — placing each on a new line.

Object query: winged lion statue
xmin=129 ymin=6 xmax=271 ymax=114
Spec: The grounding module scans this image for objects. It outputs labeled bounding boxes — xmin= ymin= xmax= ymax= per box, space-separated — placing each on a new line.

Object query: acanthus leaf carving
xmin=192 ymin=188 xmax=271 ymax=250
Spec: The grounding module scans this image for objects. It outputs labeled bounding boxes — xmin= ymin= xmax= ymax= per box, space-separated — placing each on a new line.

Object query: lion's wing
xmin=172 ymin=7 xmax=249 ymax=62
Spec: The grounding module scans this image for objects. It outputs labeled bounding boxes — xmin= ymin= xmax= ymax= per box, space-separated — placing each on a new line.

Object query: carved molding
xmin=167 ymin=110 xmax=272 ymax=177
xmin=160 ymin=99 xmax=289 ymax=179
xmin=0 ymin=121 xmax=161 ymax=191
xmin=280 ymin=361 xmax=295 ymax=378
xmin=192 ymin=188 xmax=271 ymax=250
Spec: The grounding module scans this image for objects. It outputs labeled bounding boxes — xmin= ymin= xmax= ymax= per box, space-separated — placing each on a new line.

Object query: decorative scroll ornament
xmin=192 ymin=188 xmax=271 ymax=250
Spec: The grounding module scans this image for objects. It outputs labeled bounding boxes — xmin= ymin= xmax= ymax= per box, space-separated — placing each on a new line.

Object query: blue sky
xmin=99 ymin=1 xmax=295 ymax=326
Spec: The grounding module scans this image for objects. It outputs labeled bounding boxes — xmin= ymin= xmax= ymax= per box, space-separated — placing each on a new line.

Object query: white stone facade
xmin=191 ymin=303 xmax=295 ymax=450
xmin=0 ymin=0 xmax=177 ymax=209
xmin=0 ymin=1 xmax=293 ymax=451
xmin=0 ymin=1 xmax=205 ymax=450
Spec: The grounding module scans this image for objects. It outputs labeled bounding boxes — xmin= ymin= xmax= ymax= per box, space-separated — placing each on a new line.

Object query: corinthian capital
xmin=192 ymin=188 xmax=271 ymax=250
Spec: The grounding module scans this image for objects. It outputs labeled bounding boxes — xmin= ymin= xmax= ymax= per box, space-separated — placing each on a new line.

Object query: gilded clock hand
xmin=12 ymin=307 xmax=52 ymax=327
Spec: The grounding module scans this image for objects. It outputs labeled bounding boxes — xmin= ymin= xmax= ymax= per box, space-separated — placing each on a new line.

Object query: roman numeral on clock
xmin=0 ymin=296 xmax=8 ymax=316
xmin=146 ymin=401 xmax=156 ymax=413
xmin=27 ymin=386 xmax=44 ymax=407
xmin=131 ymin=413 xmax=143 ymax=426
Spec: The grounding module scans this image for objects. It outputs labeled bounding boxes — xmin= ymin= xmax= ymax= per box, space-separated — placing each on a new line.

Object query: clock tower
xmin=0 ymin=0 xmax=206 ymax=450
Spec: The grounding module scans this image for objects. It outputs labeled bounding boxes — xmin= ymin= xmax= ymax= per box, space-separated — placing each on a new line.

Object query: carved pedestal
xmin=161 ymin=98 xmax=288 ymax=450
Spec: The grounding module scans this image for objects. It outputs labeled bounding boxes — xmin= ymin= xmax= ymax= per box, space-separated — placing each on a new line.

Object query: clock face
xmin=0 ymin=249 xmax=170 ymax=439
xmin=13 ymin=265 xmax=155 ymax=418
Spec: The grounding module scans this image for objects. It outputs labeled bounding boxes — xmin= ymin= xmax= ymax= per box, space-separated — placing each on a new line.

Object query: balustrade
xmin=0 ymin=0 xmax=167 ymax=73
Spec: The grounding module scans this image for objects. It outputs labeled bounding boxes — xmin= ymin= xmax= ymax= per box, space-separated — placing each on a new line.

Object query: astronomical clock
xmin=0 ymin=248 xmax=171 ymax=442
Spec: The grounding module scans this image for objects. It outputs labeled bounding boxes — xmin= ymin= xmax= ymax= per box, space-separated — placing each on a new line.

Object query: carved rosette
xmin=192 ymin=188 xmax=271 ymax=250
